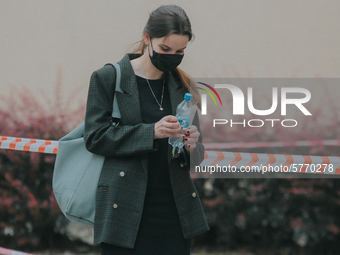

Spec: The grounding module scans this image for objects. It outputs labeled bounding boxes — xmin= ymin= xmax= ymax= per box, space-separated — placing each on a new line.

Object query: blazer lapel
xmin=115 ymin=54 xmax=143 ymax=125
xmin=115 ymin=54 xmax=149 ymax=175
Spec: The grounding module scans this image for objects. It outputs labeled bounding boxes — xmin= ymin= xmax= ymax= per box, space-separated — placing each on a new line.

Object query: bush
xmin=194 ymin=80 xmax=340 ymax=254
xmin=195 ymin=178 xmax=340 ymax=254
xmin=0 ymin=72 xmax=85 ymax=250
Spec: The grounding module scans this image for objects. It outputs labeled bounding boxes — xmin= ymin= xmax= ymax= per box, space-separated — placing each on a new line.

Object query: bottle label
xmin=177 ymin=114 xmax=190 ymax=128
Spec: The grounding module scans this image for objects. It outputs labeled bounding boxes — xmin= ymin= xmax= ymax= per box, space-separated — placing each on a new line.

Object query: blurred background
xmin=1 ymin=0 xmax=340 ymax=254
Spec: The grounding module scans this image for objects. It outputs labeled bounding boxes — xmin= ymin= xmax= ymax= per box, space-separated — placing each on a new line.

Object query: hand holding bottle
xmin=154 ymin=115 xmax=185 ymax=139
xmin=183 ymin=125 xmax=200 ymax=153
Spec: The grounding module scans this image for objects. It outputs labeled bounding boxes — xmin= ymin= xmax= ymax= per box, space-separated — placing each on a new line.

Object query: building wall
xmin=1 ymin=0 xmax=339 ymax=108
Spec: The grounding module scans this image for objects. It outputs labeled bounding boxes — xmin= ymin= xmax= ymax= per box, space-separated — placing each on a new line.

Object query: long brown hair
xmin=132 ymin=5 xmax=201 ymax=110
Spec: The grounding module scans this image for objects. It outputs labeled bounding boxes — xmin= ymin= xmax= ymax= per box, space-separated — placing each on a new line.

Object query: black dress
xmin=100 ymin=75 xmax=191 ymax=255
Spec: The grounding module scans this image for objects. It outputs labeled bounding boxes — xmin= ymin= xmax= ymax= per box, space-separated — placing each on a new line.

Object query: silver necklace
xmin=145 ymin=77 xmax=165 ymax=111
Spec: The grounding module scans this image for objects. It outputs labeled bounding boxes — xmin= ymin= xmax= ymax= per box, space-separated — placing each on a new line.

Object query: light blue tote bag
xmin=53 ymin=63 xmax=122 ymax=225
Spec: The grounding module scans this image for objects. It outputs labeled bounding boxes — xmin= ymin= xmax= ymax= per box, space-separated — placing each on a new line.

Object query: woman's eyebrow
xmin=159 ymin=44 xmax=187 ymax=50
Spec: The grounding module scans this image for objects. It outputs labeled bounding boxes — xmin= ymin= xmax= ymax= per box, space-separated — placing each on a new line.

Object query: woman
xmin=84 ymin=5 xmax=209 ymax=255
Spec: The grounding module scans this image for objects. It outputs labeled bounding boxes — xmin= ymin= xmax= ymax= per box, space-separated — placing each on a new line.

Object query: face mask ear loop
xmin=148 ymin=37 xmax=154 ymax=58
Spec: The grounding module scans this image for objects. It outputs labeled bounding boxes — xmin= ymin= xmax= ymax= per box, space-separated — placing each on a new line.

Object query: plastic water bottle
xmin=168 ymin=93 xmax=193 ymax=148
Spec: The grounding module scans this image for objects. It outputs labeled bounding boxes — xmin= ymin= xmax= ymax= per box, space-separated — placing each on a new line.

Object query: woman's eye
xmin=160 ymin=47 xmax=184 ymax=54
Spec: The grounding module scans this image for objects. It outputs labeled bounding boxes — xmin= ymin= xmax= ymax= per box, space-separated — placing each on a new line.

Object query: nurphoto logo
xmin=196 ymin=80 xmax=312 ymax=128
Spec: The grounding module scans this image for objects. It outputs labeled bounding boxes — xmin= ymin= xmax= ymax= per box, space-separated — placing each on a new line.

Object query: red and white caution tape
xmin=0 ymin=136 xmax=58 ymax=154
xmin=201 ymin=151 xmax=340 ymax=175
xmin=0 ymin=246 xmax=34 ymax=255
xmin=1 ymin=135 xmax=340 ymax=175
xmin=204 ymin=139 xmax=340 ymax=149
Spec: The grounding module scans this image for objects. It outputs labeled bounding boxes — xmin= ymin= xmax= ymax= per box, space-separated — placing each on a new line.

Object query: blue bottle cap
xmin=184 ymin=93 xmax=193 ymax=101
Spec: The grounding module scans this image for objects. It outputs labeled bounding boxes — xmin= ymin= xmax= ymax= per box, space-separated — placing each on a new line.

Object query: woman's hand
xmin=183 ymin=125 xmax=200 ymax=153
xmin=154 ymin=115 xmax=184 ymax=139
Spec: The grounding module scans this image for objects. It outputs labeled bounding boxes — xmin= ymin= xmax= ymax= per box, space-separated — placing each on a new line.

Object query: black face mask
xmin=148 ymin=39 xmax=184 ymax=72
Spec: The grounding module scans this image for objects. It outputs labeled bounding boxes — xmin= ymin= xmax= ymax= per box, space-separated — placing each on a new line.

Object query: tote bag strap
xmin=105 ymin=63 xmax=122 ymax=119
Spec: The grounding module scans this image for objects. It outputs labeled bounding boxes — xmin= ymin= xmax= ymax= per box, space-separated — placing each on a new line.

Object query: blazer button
xmin=119 ymin=171 xmax=125 ymax=177
xmin=192 ymin=192 xmax=197 ymax=198
xmin=180 ymin=163 xmax=184 ymax=168
xmin=113 ymin=203 xmax=118 ymax=209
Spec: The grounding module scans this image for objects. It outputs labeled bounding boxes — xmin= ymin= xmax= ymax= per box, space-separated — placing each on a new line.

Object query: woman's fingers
xmin=185 ymin=125 xmax=199 ymax=139
xmin=184 ymin=136 xmax=198 ymax=145
xmin=160 ymin=115 xmax=178 ymax=124
xmin=184 ymin=125 xmax=200 ymax=148
xmin=154 ymin=118 xmax=202 ymax=140
xmin=154 ymin=115 xmax=185 ymax=139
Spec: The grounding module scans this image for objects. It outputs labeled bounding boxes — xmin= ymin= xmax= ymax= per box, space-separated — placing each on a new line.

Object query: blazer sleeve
xmin=83 ymin=66 xmax=158 ymax=158
xmin=179 ymin=108 xmax=206 ymax=171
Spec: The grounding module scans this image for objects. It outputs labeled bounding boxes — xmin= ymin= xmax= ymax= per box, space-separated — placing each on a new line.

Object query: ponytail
xmin=173 ymin=68 xmax=201 ymax=111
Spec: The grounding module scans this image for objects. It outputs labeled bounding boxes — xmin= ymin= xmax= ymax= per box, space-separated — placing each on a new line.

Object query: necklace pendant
xmin=160 ymin=107 xmax=163 ymax=111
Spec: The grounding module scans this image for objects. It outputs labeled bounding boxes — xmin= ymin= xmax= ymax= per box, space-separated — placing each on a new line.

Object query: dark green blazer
xmin=83 ymin=53 xmax=210 ymax=249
